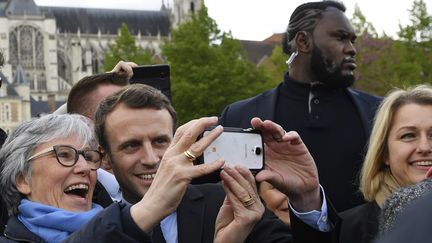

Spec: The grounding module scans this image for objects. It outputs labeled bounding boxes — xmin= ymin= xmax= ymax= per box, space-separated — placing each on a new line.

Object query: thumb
xmin=189 ymin=158 xmax=225 ymax=178
xmin=255 ymin=169 xmax=278 ymax=184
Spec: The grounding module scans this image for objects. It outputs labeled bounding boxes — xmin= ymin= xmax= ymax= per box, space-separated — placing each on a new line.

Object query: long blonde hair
xmin=360 ymin=85 xmax=432 ymax=206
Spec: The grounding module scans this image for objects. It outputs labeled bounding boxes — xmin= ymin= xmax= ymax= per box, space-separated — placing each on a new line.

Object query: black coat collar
xmin=3 ymin=216 xmax=44 ymax=242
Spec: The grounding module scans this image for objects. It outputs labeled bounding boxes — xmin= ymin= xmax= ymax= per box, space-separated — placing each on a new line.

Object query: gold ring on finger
xmin=183 ymin=150 xmax=197 ymax=162
xmin=242 ymin=194 xmax=256 ymax=207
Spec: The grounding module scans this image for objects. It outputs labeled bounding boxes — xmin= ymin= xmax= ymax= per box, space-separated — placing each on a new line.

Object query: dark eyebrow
xmin=118 ymin=138 xmax=141 ymax=149
xmin=154 ymin=134 xmax=172 ymax=141
xmin=337 ymin=29 xmax=357 ymax=39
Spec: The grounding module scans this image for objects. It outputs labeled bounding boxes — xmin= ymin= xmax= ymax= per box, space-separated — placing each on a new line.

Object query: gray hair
xmin=0 ymin=114 xmax=97 ymax=215
xmin=378 ymin=178 xmax=432 ymax=235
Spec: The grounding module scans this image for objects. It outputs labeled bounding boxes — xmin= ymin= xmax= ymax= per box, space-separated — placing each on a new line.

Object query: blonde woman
xmin=286 ymin=85 xmax=432 ymax=243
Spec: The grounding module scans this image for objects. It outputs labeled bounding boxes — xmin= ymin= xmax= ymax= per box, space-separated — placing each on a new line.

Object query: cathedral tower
xmin=171 ymin=0 xmax=202 ymax=27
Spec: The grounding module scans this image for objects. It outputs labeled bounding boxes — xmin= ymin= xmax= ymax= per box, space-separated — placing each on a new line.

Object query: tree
xmin=354 ymin=0 xmax=432 ymax=95
xmin=398 ymin=0 xmax=431 ymax=43
xmin=162 ymin=5 xmax=269 ymax=124
xmin=351 ymin=4 xmax=377 ymax=37
xmin=397 ymin=0 xmax=432 ymax=85
xmin=259 ymin=44 xmax=288 ymax=88
xmin=103 ymin=23 xmax=153 ymax=71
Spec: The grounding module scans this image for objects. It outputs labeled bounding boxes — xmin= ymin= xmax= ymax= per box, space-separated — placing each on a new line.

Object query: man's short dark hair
xmin=282 ymin=0 xmax=346 ymax=54
xmin=94 ymin=83 xmax=177 ymax=153
xmin=67 ymin=72 xmax=129 ymax=116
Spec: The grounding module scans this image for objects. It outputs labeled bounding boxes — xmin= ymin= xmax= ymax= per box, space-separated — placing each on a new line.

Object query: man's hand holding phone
xmin=252 ymin=117 xmax=322 ymax=212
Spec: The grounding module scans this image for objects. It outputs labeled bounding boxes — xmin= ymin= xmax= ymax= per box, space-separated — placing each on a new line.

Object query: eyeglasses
xmin=27 ymin=145 xmax=102 ymax=170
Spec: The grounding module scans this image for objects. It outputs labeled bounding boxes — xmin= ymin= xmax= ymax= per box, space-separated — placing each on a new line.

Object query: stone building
xmin=0 ymin=0 xmax=200 ymax=132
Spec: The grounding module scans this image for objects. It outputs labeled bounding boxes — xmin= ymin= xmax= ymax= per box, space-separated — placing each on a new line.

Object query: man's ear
xmin=99 ymin=145 xmax=112 ymax=171
xmin=295 ymin=31 xmax=313 ymax=54
xmin=16 ymin=174 xmax=31 ymax=195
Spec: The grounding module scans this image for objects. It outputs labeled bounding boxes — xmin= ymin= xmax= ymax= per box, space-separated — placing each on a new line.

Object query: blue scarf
xmin=18 ymin=199 xmax=103 ymax=243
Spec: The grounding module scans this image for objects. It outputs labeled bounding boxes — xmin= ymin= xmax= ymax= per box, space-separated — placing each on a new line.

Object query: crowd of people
xmin=1 ymin=1 xmax=432 ymax=242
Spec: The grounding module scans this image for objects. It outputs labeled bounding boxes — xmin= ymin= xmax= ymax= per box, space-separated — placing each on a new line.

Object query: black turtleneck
xmin=275 ymin=74 xmax=366 ymax=211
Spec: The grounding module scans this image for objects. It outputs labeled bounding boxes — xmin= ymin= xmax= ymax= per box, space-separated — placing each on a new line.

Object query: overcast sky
xmin=34 ymin=0 xmax=431 ymax=41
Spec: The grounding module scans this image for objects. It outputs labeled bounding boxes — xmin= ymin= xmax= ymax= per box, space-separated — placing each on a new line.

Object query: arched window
xmin=4 ymin=104 xmax=10 ymax=122
xmin=9 ymin=25 xmax=46 ymax=90
xmin=57 ymin=51 xmax=72 ymax=86
xmin=91 ymin=48 xmax=101 ymax=74
xmin=190 ymin=2 xmax=195 ymax=13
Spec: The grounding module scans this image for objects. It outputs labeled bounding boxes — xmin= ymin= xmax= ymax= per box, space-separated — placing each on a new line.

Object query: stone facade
xmin=0 ymin=0 xmax=198 ymax=132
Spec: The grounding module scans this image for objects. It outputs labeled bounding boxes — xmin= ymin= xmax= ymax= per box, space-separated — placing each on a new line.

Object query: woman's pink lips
xmin=426 ymin=167 xmax=432 ymax=178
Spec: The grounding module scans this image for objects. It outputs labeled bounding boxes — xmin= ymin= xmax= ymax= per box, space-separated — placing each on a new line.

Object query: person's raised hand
xmin=131 ymin=117 xmax=225 ymax=232
xmin=109 ymin=60 xmax=138 ymax=78
xmin=252 ymin=117 xmax=321 ymax=212
xmin=214 ymin=165 xmax=264 ymax=243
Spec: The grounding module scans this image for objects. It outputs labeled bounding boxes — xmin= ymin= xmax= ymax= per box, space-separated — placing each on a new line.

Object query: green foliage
xmin=162 ymin=6 xmax=270 ymax=124
xmin=398 ymin=0 xmax=432 ymax=42
xmin=103 ymin=23 xmax=153 ymax=71
xmin=259 ymin=45 xmax=288 ymax=87
xmin=354 ymin=36 xmax=423 ymax=95
xmin=351 ymin=4 xmax=377 ymax=37
xmin=354 ymin=0 xmax=431 ymax=96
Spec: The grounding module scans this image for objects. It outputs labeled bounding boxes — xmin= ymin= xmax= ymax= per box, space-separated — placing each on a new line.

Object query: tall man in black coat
xmin=94 ymin=84 xmax=292 ymax=243
xmin=219 ymin=0 xmax=382 ymax=211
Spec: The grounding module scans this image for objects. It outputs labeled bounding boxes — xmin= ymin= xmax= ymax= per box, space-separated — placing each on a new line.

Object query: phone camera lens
xmin=253 ymin=146 xmax=262 ymax=155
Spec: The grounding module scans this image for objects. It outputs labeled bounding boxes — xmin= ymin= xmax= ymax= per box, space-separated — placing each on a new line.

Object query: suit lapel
xmin=176 ymin=186 xmax=205 ymax=243
xmin=255 ymin=83 xmax=280 ymax=121
xmin=346 ymin=89 xmax=375 ymax=138
xmin=367 ymin=201 xmax=380 ymax=241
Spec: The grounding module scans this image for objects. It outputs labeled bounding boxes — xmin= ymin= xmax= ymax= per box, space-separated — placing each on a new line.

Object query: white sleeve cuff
xmin=288 ymin=185 xmax=330 ymax=232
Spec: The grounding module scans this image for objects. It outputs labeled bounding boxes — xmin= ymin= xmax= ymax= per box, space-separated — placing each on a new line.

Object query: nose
xmin=416 ymin=135 xmax=432 ymax=154
xmin=344 ymin=41 xmax=356 ymax=57
xmin=139 ymin=143 xmax=160 ymax=167
xmin=73 ymin=154 xmax=92 ymax=175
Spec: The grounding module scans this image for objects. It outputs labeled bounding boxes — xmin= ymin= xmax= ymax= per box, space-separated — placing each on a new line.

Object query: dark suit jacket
xmin=290 ymin=200 xmax=380 ymax=243
xmin=0 ymin=128 xmax=7 ymax=234
xmin=339 ymin=201 xmax=380 ymax=243
xmin=0 ymin=200 xmax=6 ymax=235
xmin=94 ymin=183 xmax=292 ymax=243
xmin=174 ymin=183 xmax=292 ymax=243
xmin=219 ymin=82 xmax=382 ymax=210
xmin=219 ymin=82 xmax=381 ymax=141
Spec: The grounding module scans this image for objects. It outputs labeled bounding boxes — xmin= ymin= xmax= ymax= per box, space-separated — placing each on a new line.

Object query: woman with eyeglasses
xmin=0 ymin=114 xmax=268 ymax=243
xmin=0 ymin=114 xmax=106 ymax=242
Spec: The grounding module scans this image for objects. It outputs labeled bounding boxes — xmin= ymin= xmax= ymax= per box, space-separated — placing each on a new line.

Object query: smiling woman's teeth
xmin=413 ymin=161 xmax=432 ymax=166
xmin=64 ymin=184 xmax=89 ymax=192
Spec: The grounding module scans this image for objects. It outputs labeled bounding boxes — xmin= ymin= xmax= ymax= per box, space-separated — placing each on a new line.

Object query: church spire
xmin=161 ymin=0 xmax=167 ymax=11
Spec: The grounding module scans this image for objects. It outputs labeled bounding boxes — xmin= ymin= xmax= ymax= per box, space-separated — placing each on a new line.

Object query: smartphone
xmin=197 ymin=127 xmax=265 ymax=172
xmin=129 ymin=64 xmax=171 ymax=100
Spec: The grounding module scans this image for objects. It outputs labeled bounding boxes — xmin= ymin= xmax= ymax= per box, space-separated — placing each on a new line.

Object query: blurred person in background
xmin=259 ymin=181 xmax=290 ymax=226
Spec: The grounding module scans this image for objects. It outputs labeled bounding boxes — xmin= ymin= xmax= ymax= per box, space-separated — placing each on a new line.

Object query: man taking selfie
xmin=93 ymin=83 xmax=292 ymax=243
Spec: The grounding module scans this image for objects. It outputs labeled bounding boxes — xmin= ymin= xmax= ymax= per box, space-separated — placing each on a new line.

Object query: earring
xmin=286 ymin=51 xmax=298 ymax=68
